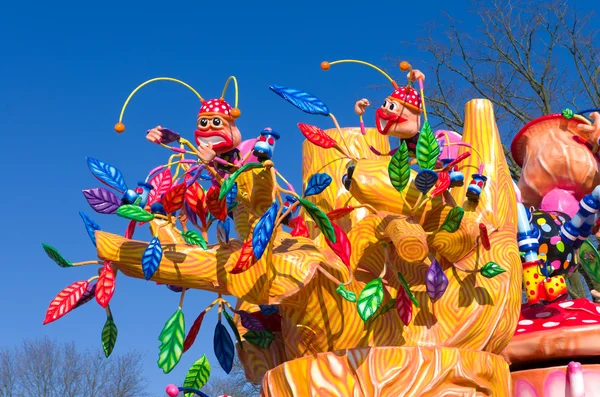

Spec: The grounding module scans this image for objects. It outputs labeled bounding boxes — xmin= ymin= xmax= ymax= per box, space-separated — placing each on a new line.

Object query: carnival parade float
xmin=39 ymin=59 xmax=600 ymax=396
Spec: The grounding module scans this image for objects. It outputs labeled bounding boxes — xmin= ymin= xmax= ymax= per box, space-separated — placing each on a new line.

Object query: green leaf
xmin=297 ymin=197 xmax=336 ymax=242
xmin=182 ymin=230 xmax=208 ymax=249
xmin=439 ymin=206 xmax=464 ymax=233
xmin=42 ymin=244 xmax=72 ymax=268
xmin=356 ymin=278 xmax=384 ymax=322
xmin=397 ymin=272 xmax=419 ymax=307
xmin=228 ymin=201 xmax=239 ymax=212
xmin=388 ymin=141 xmax=410 ymax=193
xmin=183 ymin=354 xmax=211 ymax=397
xmin=369 ymin=299 xmax=396 ymax=322
xmin=243 ymin=330 xmax=275 ymax=349
xmin=336 ymin=284 xmax=357 ymax=302
xmin=562 ymin=108 xmax=574 ymax=120
xmin=415 ymin=120 xmax=440 ymax=170
xmin=116 ymin=204 xmax=155 ymax=222
xmin=223 ymin=310 xmax=243 ymax=350
xmin=480 ymin=262 xmax=506 ymax=278
xmin=219 ymin=163 xmax=264 ymax=200
xmin=101 ymin=314 xmax=118 ymax=358
xmin=133 ymin=195 xmax=142 ymax=206
xmin=157 ymin=309 xmax=185 ymax=374
xmin=579 ymin=239 xmax=600 ymax=283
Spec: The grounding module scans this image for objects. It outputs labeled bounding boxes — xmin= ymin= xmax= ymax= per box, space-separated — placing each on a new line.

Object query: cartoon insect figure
xmin=121 ymin=182 xmax=154 ymax=207
xmin=466 ymin=173 xmax=488 ymax=201
xmin=252 ymin=127 xmax=280 ymax=161
xmin=440 ymin=159 xmax=465 ymax=188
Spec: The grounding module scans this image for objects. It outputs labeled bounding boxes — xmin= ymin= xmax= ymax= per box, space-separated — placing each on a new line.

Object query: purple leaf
xmin=74 ymin=282 xmax=97 ymax=309
xmin=82 ymin=188 xmax=121 ymax=214
xmin=184 ymin=202 xmax=199 ymax=227
xmin=158 ymin=128 xmax=181 ymax=144
xmin=166 ymin=285 xmax=184 ymax=293
xmin=426 ymin=259 xmax=448 ymax=302
xmin=237 ymin=310 xmax=265 ymax=331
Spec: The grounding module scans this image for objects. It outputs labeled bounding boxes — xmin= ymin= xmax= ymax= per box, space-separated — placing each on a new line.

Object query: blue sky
xmin=1 ymin=0 xmax=596 ymax=396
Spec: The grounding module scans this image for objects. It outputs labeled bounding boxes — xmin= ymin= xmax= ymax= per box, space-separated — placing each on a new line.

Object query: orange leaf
xmin=431 ymin=171 xmax=450 ymax=197
xmin=206 ymin=186 xmax=227 ymax=221
xmin=147 ymin=169 xmax=172 ymax=206
xmin=297 ymin=123 xmax=337 ymax=149
xmin=326 ymin=206 xmax=355 ymax=222
xmin=43 ymin=281 xmax=89 ymax=325
xmin=229 ymin=238 xmax=257 ymax=274
xmin=162 ymin=182 xmax=187 ymax=214
xmin=96 ymin=261 xmax=116 ymax=308
xmin=183 ymin=311 xmax=206 ymax=353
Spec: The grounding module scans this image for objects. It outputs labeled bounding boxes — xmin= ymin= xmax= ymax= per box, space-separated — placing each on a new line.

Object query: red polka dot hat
xmin=388 ymin=86 xmax=422 ymax=113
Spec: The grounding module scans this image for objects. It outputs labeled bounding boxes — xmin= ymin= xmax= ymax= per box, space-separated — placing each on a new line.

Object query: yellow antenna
xmin=400 ymin=61 xmax=427 ymax=119
xmin=321 ymin=59 xmax=398 ymax=88
xmin=114 ymin=77 xmax=204 ymax=133
xmin=220 ymin=76 xmax=241 ymax=119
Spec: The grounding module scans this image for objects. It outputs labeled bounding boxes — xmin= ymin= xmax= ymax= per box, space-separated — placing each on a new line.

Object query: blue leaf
xmin=226 ymin=182 xmax=238 ymax=209
xmin=213 ymin=322 xmax=235 ymax=374
xmin=304 ymin=173 xmax=332 ymax=197
xmin=166 ymin=285 xmax=184 ymax=293
xmin=415 ymin=170 xmax=439 ymax=194
xmin=142 ymin=237 xmax=162 ymax=280
xmin=79 ymin=211 xmax=100 ymax=247
xmin=86 ymin=157 xmax=128 ymax=193
xmin=252 ymin=202 xmax=279 ymax=260
xmin=259 ymin=305 xmax=279 ymax=316
xmin=217 ymin=219 xmax=230 ymax=244
xmin=269 ymin=85 xmax=330 ymax=116
xmin=199 ymin=170 xmax=213 ymax=180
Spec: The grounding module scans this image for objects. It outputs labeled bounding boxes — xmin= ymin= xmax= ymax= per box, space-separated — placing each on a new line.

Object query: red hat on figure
xmin=388 ymin=86 xmax=422 ymax=113
xmin=198 ymin=98 xmax=241 ymax=120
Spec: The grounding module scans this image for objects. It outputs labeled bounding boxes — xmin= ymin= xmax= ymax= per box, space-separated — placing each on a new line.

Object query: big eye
xmin=268 ymin=137 xmax=275 ymax=145
xmin=212 ymin=118 xmax=222 ymax=127
xmin=389 ymin=102 xmax=396 ymax=111
xmin=199 ymin=118 xmax=209 ymax=127
xmin=382 ymin=100 xmax=388 ymax=108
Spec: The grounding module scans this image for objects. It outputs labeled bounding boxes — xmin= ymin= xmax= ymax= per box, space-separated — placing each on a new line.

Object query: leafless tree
xmin=385 ymin=0 xmax=600 ymax=179
xmin=201 ymin=358 xmax=260 ymax=397
xmin=0 ymin=337 xmax=148 ymax=397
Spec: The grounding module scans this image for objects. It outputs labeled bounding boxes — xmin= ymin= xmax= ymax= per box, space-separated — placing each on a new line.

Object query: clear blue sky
xmin=0 ymin=1 xmax=595 ymax=396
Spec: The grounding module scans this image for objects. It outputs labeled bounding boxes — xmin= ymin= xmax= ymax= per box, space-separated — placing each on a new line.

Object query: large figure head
xmin=195 ymin=98 xmax=241 ymax=154
xmin=376 ymin=86 xmax=422 ymax=139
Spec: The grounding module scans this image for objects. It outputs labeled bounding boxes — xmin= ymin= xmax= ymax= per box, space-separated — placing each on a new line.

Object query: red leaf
xmin=297 ymin=123 xmax=337 ymax=149
xmin=186 ymin=182 xmax=207 ymax=227
xmin=326 ymin=206 xmax=355 ymax=222
xmin=183 ymin=311 xmax=206 ymax=353
xmin=396 ymin=288 xmax=413 ymax=326
xmin=161 ymin=182 xmax=187 ymax=214
xmin=431 ymin=171 xmax=451 ymax=197
xmin=289 ymin=216 xmax=310 ymax=237
xmin=125 ymin=220 xmax=136 ymax=239
xmin=229 ymin=238 xmax=257 ymax=274
xmin=206 ymin=186 xmax=227 ymax=221
xmin=147 ymin=169 xmax=172 ymax=206
xmin=442 ymin=152 xmax=471 ymax=172
xmin=324 ymin=223 xmax=351 ymax=267
xmin=250 ymin=311 xmax=282 ymax=333
xmin=479 ymin=223 xmax=491 ymax=250
xmin=96 ymin=261 xmax=116 ymax=308
xmin=43 ymin=281 xmax=89 ymax=325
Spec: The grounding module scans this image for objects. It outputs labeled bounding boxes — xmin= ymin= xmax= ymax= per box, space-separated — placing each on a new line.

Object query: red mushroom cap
xmin=388 ymin=86 xmax=422 ymax=113
xmin=198 ymin=98 xmax=233 ymax=119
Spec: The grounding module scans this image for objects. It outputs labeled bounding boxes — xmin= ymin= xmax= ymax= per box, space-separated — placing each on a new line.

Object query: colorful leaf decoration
xmin=388 ymin=141 xmax=410 ymax=193
xmin=396 ymin=287 xmax=413 ymax=325
xmin=415 ymin=170 xmax=439 ymax=194
xmin=479 ymin=223 xmax=491 ymax=250
xmin=397 ymin=272 xmax=419 ymax=307
xmin=252 ymin=202 xmax=279 ymax=260
xmin=304 ymin=173 xmax=332 ymax=197
xmin=79 ymin=211 xmax=100 ymax=247
xmin=336 ymin=284 xmax=357 ymax=302
xmin=95 ymin=261 xmax=116 ymax=308
xmin=43 ymin=280 xmax=88 ymax=324
xmin=297 ymin=197 xmax=336 ymax=243
xmin=223 ymin=310 xmax=243 ymax=350
xmin=270 ymin=85 xmax=330 ymax=116
xmin=216 ymin=219 xmax=230 ymax=244
xmin=289 ymin=216 xmax=310 ymax=237
xmin=42 ymin=243 xmax=72 ymax=268
xmin=426 ymin=259 xmax=448 ymax=302
xmin=579 ymin=239 xmax=600 ymax=283
xmin=226 ymin=182 xmax=238 ymax=209
xmin=370 ymin=299 xmax=396 ymax=322
xmin=214 ymin=322 xmax=235 ymax=374
xmin=162 ymin=182 xmax=186 ymax=214
xmin=74 ymin=282 xmax=97 ymax=310
xmin=183 ymin=312 xmax=206 ymax=353
xmin=325 ymin=223 xmax=351 ymax=267
xmin=186 ymin=184 xmax=207 ymax=228
xmin=327 ymin=206 xmax=356 ymax=222
xmin=219 ymin=163 xmax=264 ymax=200
xmin=431 ymin=171 xmax=451 ymax=197
xmin=182 ymin=230 xmax=208 ymax=249
xmin=480 ymin=262 xmax=506 ymax=278
xmin=116 ymin=204 xmax=155 ymax=222
xmin=142 ymin=237 xmax=162 ymax=280
xmin=206 ymin=186 xmax=227 ymax=221
xmin=562 ymin=108 xmax=574 ymax=119
xmin=183 ymin=355 xmax=211 ymax=397
xmin=86 ymin=157 xmax=128 ymax=193
xmin=229 ymin=238 xmax=257 ymax=274
xmin=147 ymin=169 xmax=172 ymax=206
xmin=237 ymin=310 xmax=265 ymax=331
xmin=259 ymin=305 xmax=279 ymax=316
xmin=356 ymin=278 xmax=384 ymax=322
xmin=297 ymin=123 xmax=337 ymax=149
xmin=441 ymin=152 xmax=471 ymax=172
xmin=125 ymin=219 xmax=136 ymax=239
xmin=82 ymin=188 xmax=121 ymax=214
xmin=101 ymin=313 xmax=118 ymax=357
xmin=158 ymin=309 xmax=185 ymax=374
xmin=415 ymin=121 xmax=440 ymax=170
xmin=440 ymin=206 xmax=464 ymax=233
xmin=243 ymin=330 xmax=275 ymax=349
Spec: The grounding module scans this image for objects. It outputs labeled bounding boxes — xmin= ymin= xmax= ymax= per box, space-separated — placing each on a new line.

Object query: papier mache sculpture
xmin=39 ymin=60 xmax=600 ymax=396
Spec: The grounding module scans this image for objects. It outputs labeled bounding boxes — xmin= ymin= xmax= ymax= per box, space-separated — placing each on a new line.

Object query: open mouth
xmin=195 ymin=130 xmax=232 ymax=151
xmin=375 ymin=108 xmax=406 ymax=134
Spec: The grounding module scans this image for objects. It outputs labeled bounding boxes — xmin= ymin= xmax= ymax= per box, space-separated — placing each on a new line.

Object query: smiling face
xmin=195 ymin=115 xmax=241 ymax=154
xmin=375 ymin=98 xmax=420 ymax=139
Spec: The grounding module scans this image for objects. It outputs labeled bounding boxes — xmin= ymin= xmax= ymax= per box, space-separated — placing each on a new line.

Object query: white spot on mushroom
xmin=543 ymin=322 xmax=560 ymax=328
xmin=536 ymin=312 xmax=551 ymax=318
xmin=583 ymin=319 xmax=598 ymax=323
xmin=596 ymin=306 xmax=600 ymax=314
xmin=517 ymin=328 xmax=526 ymax=332
xmin=559 ymin=301 xmax=574 ymax=308
xmin=518 ymin=319 xmax=534 ymax=326
xmin=567 ymin=317 xmax=577 ymax=320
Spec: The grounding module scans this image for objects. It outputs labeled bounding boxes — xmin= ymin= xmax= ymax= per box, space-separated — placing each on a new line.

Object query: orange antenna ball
xmin=230 ymin=108 xmax=241 ymax=119
xmin=399 ymin=61 xmax=411 ymax=72
xmin=115 ymin=122 xmax=125 ymax=133
xmin=321 ymin=61 xmax=331 ymax=71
